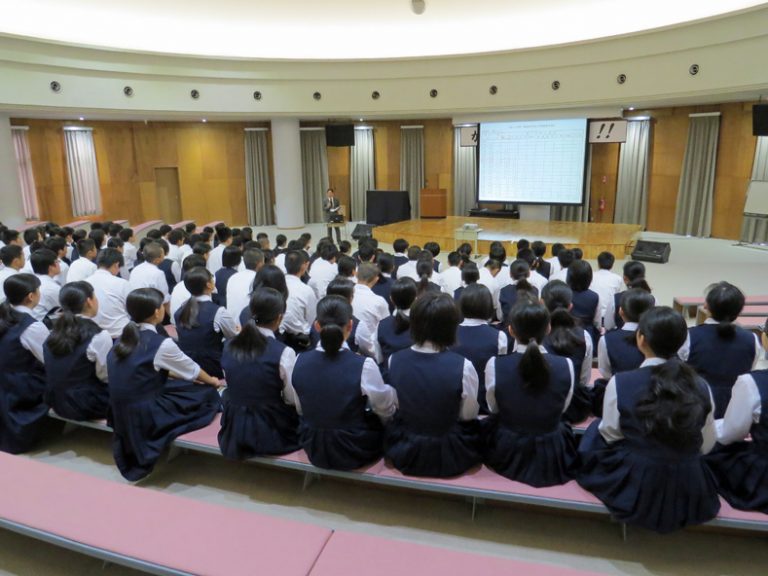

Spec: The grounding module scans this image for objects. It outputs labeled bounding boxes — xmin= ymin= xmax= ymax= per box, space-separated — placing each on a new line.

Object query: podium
xmin=420 ymin=188 xmax=447 ymax=218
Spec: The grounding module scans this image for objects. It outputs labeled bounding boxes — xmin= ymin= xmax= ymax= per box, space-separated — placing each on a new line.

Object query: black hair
xmin=410 ymin=292 xmax=459 ymax=350
xmin=168 ymin=229 xmax=184 ymax=245
xmin=516 ymin=248 xmax=535 ymax=266
xmin=284 ymin=250 xmax=306 ymax=275
xmin=406 ymin=245 xmax=422 ymax=260
xmin=155 ymin=238 xmax=170 ymax=256
xmin=252 ymin=265 xmax=289 ymax=301
xmin=108 ymin=223 xmax=124 ymax=237
xmin=159 ymin=224 xmax=172 ymax=236
xmin=390 ymin=277 xmax=417 ymax=334
xmin=90 ymin=222 xmax=104 ymax=231
xmin=459 ymin=283 xmax=494 ymax=321
xmin=222 ymin=245 xmax=243 ymax=269
xmin=572 ymin=248 xmax=583 ymax=260
xmin=242 ymin=248 xmax=264 ymax=271
xmin=185 ymin=223 xmax=197 ymax=234
xmin=704 ymin=281 xmax=745 ymax=340
xmin=488 ymin=242 xmax=507 ymax=263
xmin=358 ymin=241 xmax=376 ymax=262
xmin=316 ymin=295 xmax=353 ymax=356
xmin=597 ymin=251 xmax=615 ymax=270
xmin=510 ymin=302 xmax=551 ymax=392
xmin=2 ymin=229 xmax=19 ymax=245
xmin=182 ymin=254 xmax=207 ymax=275
xmin=377 ymin=252 xmax=394 ymax=274
xmin=509 ymin=259 xmax=533 ymax=292
xmin=623 ymin=260 xmax=646 ymax=282
xmin=46 ymin=236 xmax=67 ymax=254
xmin=192 ymin=242 xmax=212 ymax=257
xmin=177 ymin=267 xmax=213 ymax=329
xmin=424 ymin=241 xmax=440 ymax=258
xmin=393 ymin=238 xmax=409 ymax=253
xmin=516 ymin=238 xmax=530 ymax=251
xmin=107 ymin=237 xmax=124 ymax=250
xmin=0 ymin=245 xmax=23 ymax=266
xmin=0 ymin=274 xmax=41 ymax=338
xmin=113 ymin=288 xmax=165 ymax=360
xmin=77 ymin=238 xmax=97 ymax=259
xmin=457 ymin=242 xmax=472 ymax=258
xmin=461 ymin=261 xmax=480 ymax=285
xmin=338 ymin=240 xmax=352 ymax=254
xmin=484 ymin=258 xmax=502 ymax=274
xmin=216 ymin=227 xmax=233 ymax=243
xmin=320 ymin=242 xmax=339 ymax=262
xmin=45 ymin=281 xmax=101 ymax=356
xmin=566 ymin=260 xmax=593 ymax=292
xmin=540 ymin=280 xmax=584 ymax=358
xmin=531 ymin=241 xmax=547 ymax=258
xmin=447 ymin=251 xmax=461 ymax=267
xmin=326 ymin=277 xmax=355 ymax=302
xmin=31 ymin=248 xmax=58 ymax=275
xmin=96 ymin=247 xmax=124 ymax=269
xmin=416 ymin=258 xmax=433 ymax=294
xmin=73 ymin=229 xmax=87 ymax=241
xmin=228 ymin=287 xmax=286 ymax=361
xmin=635 ymin=307 xmax=710 ymax=451
xmin=88 ymin=229 xmax=106 ymax=249
xmin=337 ymin=255 xmax=356 ymax=278
xmin=146 ymin=229 xmax=162 ymax=240
xmin=118 ymin=228 xmax=134 ymax=243
xmin=557 ymin=249 xmax=575 ymax=269
xmin=275 ymin=234 xmax=287 ymax=247
xmin=23 ymin=228 xmax=41 ymax=245
xmin=620 ymin=289 xmax=655 ymax=323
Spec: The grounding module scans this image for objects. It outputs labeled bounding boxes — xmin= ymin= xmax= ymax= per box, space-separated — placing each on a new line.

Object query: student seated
xmin=218 ymin=288 xmax=299 ymax=460
xmin=0 ymin=274 xmax=50 ymax=453
xmin=415 ymin=257 xmax=442 ymax=296
xmin=371 ymin=253 xmax=395 ymax=313
xmin=43 ymin=282 xmax=111 ymax=421
xmin=566 ymin=260 xmax=601 ymax=353
xmin=498 ymin=259 xmax=539 ymax=323
xmin=385 ymin=292 xmax=482 ymax=478
xmin=107 ymin=288 xmax=223 ymax=481
xmin=541 ymin=281 xmax=593 ymax=423
xmin=531 ymin=240 xmax=551 ymax=279
xmin=613 ymin=261 xmax=651 ymax=329
xmin=452 ymin=284 xmax=508 ymax=414
xmin=679 ymin=281 xmax=760 ymax=419
xmin=309 ymin=277 xmax=361 ymax=353
xmin=453 ymin=262 xmax=479 ymax=302
xmin=292 ymin=295 xmax=396 ymax=470
xmin=483 ymin=302 xmax=578 ymax=487
xmin=597 ymin=289 xmax=655 ymax=380
xmin=707 ymin=318 xmax=768 ymax=513
xmin=214 ymin=245 xmax=242 ymax=309
xmin=392 ymin=238 xmax=409 ymax=274
xmin=174 ymin=267 xmax=239 ymax=379
xmin=371 ymin=277 xmax=417 ymax=376
xmin=578 ymin=306 xmax=719 ymax=533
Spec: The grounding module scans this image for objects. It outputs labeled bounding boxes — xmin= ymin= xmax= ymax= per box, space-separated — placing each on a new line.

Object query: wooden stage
xmin=373 ymin=216 xmax=642 ymax=260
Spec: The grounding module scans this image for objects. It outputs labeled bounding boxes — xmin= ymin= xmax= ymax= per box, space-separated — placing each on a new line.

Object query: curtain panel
xmin=741 ymin=136 xmax=768 ymax=243
xmin=453 ymin=127 xmax=477 ymax=216
xmin=11 ymin=127 xmax=39 ymax=221
xmin=300 ymin=129 xmax=329 ymax=224
xmin=614 ymin=120 xmax=651 ymax=227
xmin=63 ymin=128 xmax=102 ymax=217
xmin=350 ymin=128 xmax=375 ymax=222
xmin=244 ymin=129 xmax=274 ymax=226
xmin=400 ymin=127 xmax=424 ymax=218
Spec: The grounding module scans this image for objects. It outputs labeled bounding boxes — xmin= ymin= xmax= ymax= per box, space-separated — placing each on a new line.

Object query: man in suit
xmin=323 ymin=187 xmax=342 ymax=244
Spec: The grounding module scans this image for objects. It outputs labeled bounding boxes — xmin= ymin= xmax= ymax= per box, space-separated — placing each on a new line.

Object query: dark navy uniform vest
xmin=174 ymin=300 xmax=224 ymax=378
xmin=158 ymin=259 xmax=177 ymax=292
xmin=614 ymin=292 xmax=624 ymax=329
xmin=214 ymin=267 xmax=237 ymax=308
xmin=571 ymin=289 xmax=600 ymax=346
xmin=292 ymin=349 xmax=368 ymax=429
xmin=493 ymin=353 xmax=572 ymax=433
xmin=453 ymin=286 xmax=465 ymax=302
xmin=221 ymin=337 xmax=286 ymax=408
xmin=749 ymin=371 xmax=768 ymax=448
xmin=372 ymin=276 xmax=394 ymax=313
xmin=388 ymin=349 xmax=464 ymax=435
xmin=688 ymin=324 xmax=756 ymax=418
xmin=452 ymin=324 xmax=500 ymax=411
xmin=107 ymin=330 xmax=168 ymax=404
xmin=43 ymin=327 xmax=103 ymax=413
xmin=376 ymin=316 xmax=413 ymax=366
xmin=499 ymin=284 xmax=539 ymax=323
xmin=543 ymin=329 xmax=587 ymax=386
xmin=604 ymin=328 xmax=645 ymax=374
xmin=0 ymin=313 xmax=45 ymax=381
xmin=535 ymin=259 xmax=551 ymax=279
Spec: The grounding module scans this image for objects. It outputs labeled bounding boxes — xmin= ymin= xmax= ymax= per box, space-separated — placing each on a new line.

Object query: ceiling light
xmin=78 ymin=116 xmax=84 ymax=121
xmin=202 ymin=118 xmax=207 ymax=123
xmin=628 ymin=107 xmax=635 ymax=111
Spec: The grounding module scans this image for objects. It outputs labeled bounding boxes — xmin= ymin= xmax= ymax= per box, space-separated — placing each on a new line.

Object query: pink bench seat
xmin=0 ymin=452 xmax=332 ymax=576
xmin=133 ymin=220 xmax=164 ymax=240
xmin=310 ymin=531 xmax=607 ymax=576
xmin=63 ymin=219 xmax=92 ymax=231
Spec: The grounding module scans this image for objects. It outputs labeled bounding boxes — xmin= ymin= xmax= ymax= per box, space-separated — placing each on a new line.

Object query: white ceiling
xmin=0 ymin=0 xmax=764 ymax=60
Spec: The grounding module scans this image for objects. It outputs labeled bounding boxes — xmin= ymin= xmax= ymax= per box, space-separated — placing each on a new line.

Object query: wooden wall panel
xmin=326 ymin=146 xmax=350 ymax=211
xmin=423 ymin=119 xmax=454 ymax=214
xmin=589 ymin=142 xmax=620 ymax=224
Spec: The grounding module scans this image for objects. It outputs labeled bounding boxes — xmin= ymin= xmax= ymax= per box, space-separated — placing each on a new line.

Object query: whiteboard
xmin=744 ymin=181 xmax=768 ymax=216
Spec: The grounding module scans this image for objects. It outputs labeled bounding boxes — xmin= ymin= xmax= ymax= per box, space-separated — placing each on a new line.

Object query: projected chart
xmin=478 ymin=119 xmax=587 ymax=205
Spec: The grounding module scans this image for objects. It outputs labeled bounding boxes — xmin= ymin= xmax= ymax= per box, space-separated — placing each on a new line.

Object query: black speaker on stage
xmin=351 ymin=224 xmax=375 ymax=240
xmin=631 ymin=240 xmax=671 ymax=264
xmin=753 ymin=104 xmax=768 ymax=136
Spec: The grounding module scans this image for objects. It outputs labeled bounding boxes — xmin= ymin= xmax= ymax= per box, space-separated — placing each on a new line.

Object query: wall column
xmin=271 ymin=118 xmax=305 ymax=229
xmin=0 ymin=115 xmax=26 ymax=228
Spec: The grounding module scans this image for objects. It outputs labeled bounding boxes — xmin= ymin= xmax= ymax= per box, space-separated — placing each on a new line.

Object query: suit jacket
xmin=323 ymin=197 xmax=340 ymax=223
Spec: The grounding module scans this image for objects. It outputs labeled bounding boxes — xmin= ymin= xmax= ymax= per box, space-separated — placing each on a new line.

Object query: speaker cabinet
xmin=754 ymin=104 xmax=768 ymax=136
xmin=351 ymin=224 xmax=375 ymax=240
xmin=631 ymin=240 xmax=671 ymax=264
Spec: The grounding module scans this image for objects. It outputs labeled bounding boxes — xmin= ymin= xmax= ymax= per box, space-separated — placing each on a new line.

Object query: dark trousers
xmin=327 ymin=225 xmax=342 ymax=244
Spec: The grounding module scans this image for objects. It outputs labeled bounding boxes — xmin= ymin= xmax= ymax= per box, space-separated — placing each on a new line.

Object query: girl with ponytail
xmin=499 ymin=259 xmax=539 ymax=323
xmin=613 ymin=261 xmax=652 ymax=329
xmin=385 ymin=292 xmax=482 ymax=478
xmin=309 ymin=277 xmax=361 ymax=353
xmin=372 ymin=277 xmax=417 ymax=373
xmin=107 ymin=287 xmax=223 ymax=481
xmin=679 ymin=281 xmax=759 ymax=418
xmin=483 ymin=301 xmax=578 ymax=487
xmin=0 ymin=273 xmax=50 ymax=453
xmin=174 ymin=266 xmax=239 ymax=378
xmin=43 ymin=281 xmax=112 ymax=420
xmin=540 ymin=280 xmax=593 ymax=422
xmin=415 ymin=257 xmax=441 ymax=296
xmin=291 ymin=295 xmax=396 ymax=470
xmin=218 ymin=287 xmax=299 ymax=460
xmin=578 ymin=306 xmax=719 ymax=533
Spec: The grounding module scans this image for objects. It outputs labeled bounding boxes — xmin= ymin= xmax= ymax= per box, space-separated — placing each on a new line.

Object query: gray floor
xmin=4 ymin=229 xmax=768 ymax=576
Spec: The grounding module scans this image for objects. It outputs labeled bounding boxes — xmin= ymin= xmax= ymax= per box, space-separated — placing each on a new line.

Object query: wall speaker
xmin=429 ymin=89 xmax=438 ymax=98
xmin=253 ymin=91 xmax=262 ymax=101
xmin=551 ymin=80 xmax=560 ymax=90
xmin=123 ymin=86 xmax=134 ymax=97
xmin=371 ymin=91 xmax=381 ymax=100
xmin=50 ymin=81 xmax=61 ymax=93
xmin=190 ymin=89 xmax=200 ymax=99
xmin=489 ymin=85 xmax=498 ymax=95
xmin=631 ymin=240 xmax=671 ymax=264
xmin=313 ymin=91 xmax=322 ymax=100
xmin=753 ymin=104 xmax=768 ymax=136
xmin=351 ymin=224 xmax=375 ymax=240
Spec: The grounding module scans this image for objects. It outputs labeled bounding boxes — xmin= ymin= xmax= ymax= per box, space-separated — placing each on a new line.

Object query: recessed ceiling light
xmin=202 ymin=118 xmax=207 ymax=123
xmin=628 ymin=107 xmax=635 ymax=111
xmin=78 ymin=116 xmax=84 ymax=121
xmin=359 ymin=118 xmax=364 ymax=122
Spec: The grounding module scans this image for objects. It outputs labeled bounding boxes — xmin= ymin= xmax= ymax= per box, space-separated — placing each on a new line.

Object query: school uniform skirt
xmin=706 ymin=442 xmax=768 ymax=513
xmin=0 ymin=371 xmax=48 ymax=454
xmin=218 ymin=395 xmax=299 ymax=460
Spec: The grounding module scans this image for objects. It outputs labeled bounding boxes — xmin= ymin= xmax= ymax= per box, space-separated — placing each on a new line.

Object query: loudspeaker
xmin=351 ymin=224 xmax=375 ymax=240
xmin=325 ymin=124 xmax=355 ymax=146
xmin=631 ymin=240 xmax=671 ymax=264
xmin=753 ymin=104 xmax=768 ymax=136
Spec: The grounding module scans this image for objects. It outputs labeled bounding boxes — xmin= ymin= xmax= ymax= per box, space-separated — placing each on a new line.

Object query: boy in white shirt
xmin=67 ymin=239 xmax=98 ymax=283
xmin=129 ymin=242 xmax=170 ymax=307
xmin=87 ymin=248 xmax=131 ymax=339
xmin=0 ymin=245 xmax=24 ymax=304
xmin=281 ymin=250 xmax=317 ymax=350
xmin=207 ymin=226 xmax=233 ymax=275
xmin=30 ymin=248 xmax=61 ymax=322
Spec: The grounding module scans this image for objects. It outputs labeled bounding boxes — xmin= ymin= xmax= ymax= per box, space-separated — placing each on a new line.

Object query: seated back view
xmin=679 ymin=281 xmax=760 ymax=418
xmin=174 ymin=267 xmax=239 ymax=379
xmin=107 ymin=288 xmax=222 ymax=481
xmin=498 ymin=259 xmax=539 ymax=324
xmin=0 ymin=274 xmax=49 ymax=453
xmin=292 ymin=295 xmax=396 ymax=470
xmin=43 ymin=282 xmax=111 ymax=421
xmin=484 ymin=301 xmax=578 ymax=487
xmin=566 ymin=260 xmax=600 ymax=352
xmin=452 ymin=284 xmax=508 ymax=414
xmin=597 ymin=289 xmax=655 ymax=380
xmin=578 ymin=306 xmax=720 ymax=533
xmin=385 ymin=292 xmax=482 ymax=478
xmin=218 ymin=287 xmax=299 ymax=460
xmin=372 ymin=277 xmax=417 ymax=374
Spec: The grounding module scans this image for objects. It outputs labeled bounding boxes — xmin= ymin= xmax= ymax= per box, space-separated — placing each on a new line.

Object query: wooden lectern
xmin=420 ymin=188 xmax=447 ymax=218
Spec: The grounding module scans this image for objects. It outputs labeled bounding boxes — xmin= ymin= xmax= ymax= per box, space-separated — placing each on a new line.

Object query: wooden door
xmin=154 ymin=167 xmax=182 ymax=223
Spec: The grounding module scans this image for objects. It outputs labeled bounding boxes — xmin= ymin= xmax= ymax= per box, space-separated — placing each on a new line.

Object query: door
xmin=154 ymin=167 xmax=182 ymax=223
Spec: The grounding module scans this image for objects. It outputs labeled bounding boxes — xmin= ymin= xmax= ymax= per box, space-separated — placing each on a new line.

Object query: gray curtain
xmin=741 ymin=136 xmax=768 ymax=242
xmin=614 ymin=120 xmax=650 ymax=227
xmin=350 ymin=128 xmax=375 ymax=222
xmin=244 ymin=130 xmax=274 ymax=226
xmin=400 ymin=127 xmax=424 ymax=218
xmin=674 ymin=115 xmax=720 ymax=237
xmin=453 ymin=127 xmax=477 ymax=216
xmin=550 ymin=145 xmax=592 ymax=222
xmin=300 ymin=129 xmax=328 ymax=223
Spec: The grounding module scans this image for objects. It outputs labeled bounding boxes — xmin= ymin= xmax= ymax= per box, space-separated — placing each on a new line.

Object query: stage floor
xmin=373 ymin=216 xmax=642 ymax=259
